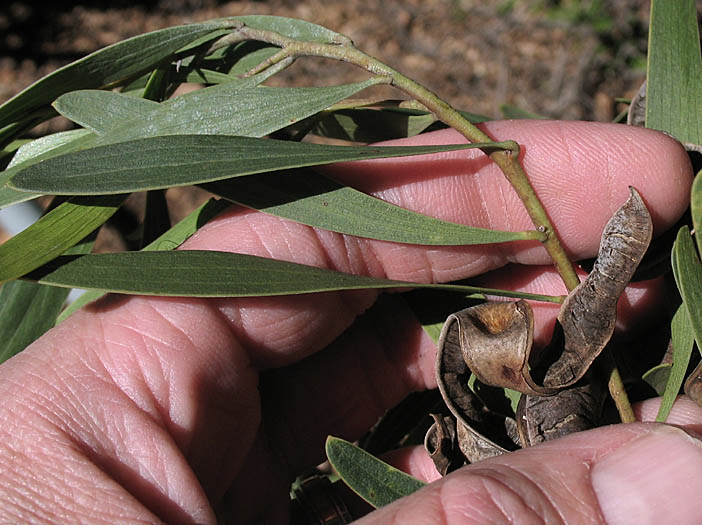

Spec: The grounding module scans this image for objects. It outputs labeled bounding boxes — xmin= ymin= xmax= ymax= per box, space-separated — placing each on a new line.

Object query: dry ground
xmin=2 ymin=0 xmax=652 ymax=124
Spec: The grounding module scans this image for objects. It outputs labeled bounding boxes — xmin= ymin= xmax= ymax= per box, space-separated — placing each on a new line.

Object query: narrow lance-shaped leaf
xmin=691 ymin=171 xmax=702 ymax=256
xmin=309 ymin=107 xmax=490 ymax=143
xmin=24 ymin=250 xmax=561 ymax=303
xmin=656 ymin=304 xmax=695 ymax=422
xmin=9 ymin=135 xmax=515 ymax=195
xmin=672 ymin=226 xmax=702 ymax=353
xmin=0 ymin=20 xmax=236 ymax=130
xmin=0 ymin=281 xmax=70 ymax=364
xmin=0 ymin=130 xmax=96 ymax=210
xmin=204 ymin=171 xmax=540 ymax=246
xmin=325 ymin=436 xmax=425 ymax=508
xmin=53 ymin=93 xmax=159 ymax=135
xmin=672 ymin=226 xmax=702 ymax=409
xmin=0 ymin=234 xmax=95 ymax=363
xmin=228 ymin=15 xmax=353 ymax=45
xmin=52 ymin=90 xmax=532 ymax=248
xmin=56 ymin=77 xmax=387 ymax=144
xmin=56 ymin=198 xmax=231 ymax=323
xmin=646 ymin=0 xmax=702 ymax=147
xmin=0 ymin=195 xmax=127 ymax=283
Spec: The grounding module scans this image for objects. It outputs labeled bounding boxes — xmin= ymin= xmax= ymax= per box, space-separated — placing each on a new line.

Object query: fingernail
xmin=592 ymin=426 xmax=702 ymax=525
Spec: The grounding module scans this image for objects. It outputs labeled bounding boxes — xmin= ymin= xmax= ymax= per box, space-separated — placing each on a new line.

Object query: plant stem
xmin=223 ymin=23 xmax=633 ymax=422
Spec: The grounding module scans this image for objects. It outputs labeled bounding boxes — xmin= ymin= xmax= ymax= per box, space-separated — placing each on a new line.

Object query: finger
xmin=256 ymin=269 xmax=666 ymax=473
xmin=636 ymin=396 xmax=702 ymax=434
xmin=184 ymin=121 xmax=691 ymax=363
xmin=7 ymin=121 xmax=688 ymax=520
xmin=357 ymin=424 xmax=702 ymax=525
xmin=324 ymin=120 xmax=691 ymax=264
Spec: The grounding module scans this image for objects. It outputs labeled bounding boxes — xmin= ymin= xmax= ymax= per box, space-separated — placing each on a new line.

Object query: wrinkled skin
xmin=1 ymin=121 xmax=701 ymax=524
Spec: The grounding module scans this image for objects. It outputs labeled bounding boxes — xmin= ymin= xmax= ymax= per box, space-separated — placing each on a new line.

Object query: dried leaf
xmin=424 ymin=414 xmax=460 ymax=476
xmin=543 ymin=187 xmax=653 ymax=388
xmin=432 ymin=188 xmax=653 ymax=459
xmin=516 ymin=377 xmax=606 ymax=446
xmin=434 ymin=314 xmax=520 ymax=465
xmin=627 ymin=81 xmax=646 ymax=127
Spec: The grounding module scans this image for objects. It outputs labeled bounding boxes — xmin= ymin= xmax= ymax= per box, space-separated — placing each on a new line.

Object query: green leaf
xmin=9 ymin=135 xmax=513 ymax=195
xmin=230 ymin=15 xmax=352 ymax=44
xmin=0 ymin=195 xmax=126 ymax=283
xmin=691 ymin=171 xmax=702 ymax=256
xmin=656 ymin=304 xmax=695 ymax=421
xmin=672 ymin=226 xmax=702 ymax=353
xmin=0 ymin=130 xmax=96 ymax=210
xmin=204 ymin=170 xmax=539 ymax=245
xmin=180 ymin=68 xmax=240 ymax=84
xmin=47 ymin=89 xmax=528 ymax=247
xmin=0 ymin=231 xmax=95 ymax=362
xmin=56 ymin=198 xmax=230 ymax=323
xmin=310 ymin=107 xmax=490 ymax=143
xmin=7 ymin=129 xmax=94 ymax=169
xmin=0 ymin=20 xmax=235 ymax=131
xmin=24 ymin=250 xmax=560 ymax=301
xmin=0 ymin=281 xmax=70 ymax=364
xmin=325 ymin=436 xmax=425 ymax=508
xmin=642 ymin=363 xmax=672 ymax=396
xmin=646 ymin=0 xmax=702 ymax=146
xmin=55 ymin=78 xmax=385 ymax=143
xmin=99 ymin=78 xmax=387 ymax=144
xmin=53 ymin=92 xmax=159 ymax=135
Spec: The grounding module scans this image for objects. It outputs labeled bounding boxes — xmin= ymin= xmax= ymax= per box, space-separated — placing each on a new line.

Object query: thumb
xmin=357 ymin=424 xmax=702 ymax=524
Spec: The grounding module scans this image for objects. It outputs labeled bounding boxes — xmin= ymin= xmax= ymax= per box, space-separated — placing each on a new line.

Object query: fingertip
xmin=362 ymin=121 xmax=693 ymax=261
xmin=482 ymin=120 xmax=693 ymax=257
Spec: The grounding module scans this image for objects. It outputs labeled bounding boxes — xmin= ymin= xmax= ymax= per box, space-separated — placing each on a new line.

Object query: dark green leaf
xmin=53 ymin=92 xmax=159 ymax=135
xmin=646 ymin=0 xmax=702 ymax=146
xmin=0 ymin=130 xmax=96 ymax=209
xmin=25 ymin=250 xmax=561 ymax=301
xmin=672 ymin=226 xmax=702 ymax=353
xmin=204 ymin=170 xmax=540 ymax=245
xmin=657 ymin=304 xmax=695 ymax=421
xmin=0 ymin=195 xmax=126 ymax=283
xmin=0 ymin=232 xmax=95 ymax=362
xmin=98 ymin=78 xmax=386 ymax=144
xmin=310 ymin=107 xmax=490 ymax=143
xmin=9 ymin=135 xmax=513 ymax=195
xmin=231 ymin=15 xmax=352 ymax=44
xmin=0 ymin=20 xmax=235 ymax=130
xmin=56 ymin=198 xmax=230 ymax=322
xmin=642 ymin=363 xmax=672 ymax=396
xmin=325 ymin=436 xmax=425 ymax=508
xmin=0 ymin=281 xmax=70 ymax=364
xmin=691 ymin=171 xmax=702 ymax=255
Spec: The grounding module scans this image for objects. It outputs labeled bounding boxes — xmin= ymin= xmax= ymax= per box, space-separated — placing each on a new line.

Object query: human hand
xmin=0 ymin=120 xmax=698 ymax=524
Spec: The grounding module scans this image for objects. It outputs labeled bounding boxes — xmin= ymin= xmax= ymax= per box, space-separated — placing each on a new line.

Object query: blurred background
xmin=1 ymin=0 xmax=654 ymax=125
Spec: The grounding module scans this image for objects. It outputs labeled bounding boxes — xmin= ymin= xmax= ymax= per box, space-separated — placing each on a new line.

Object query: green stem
xmin=223 ymin=23 xmax=632 ymax=421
